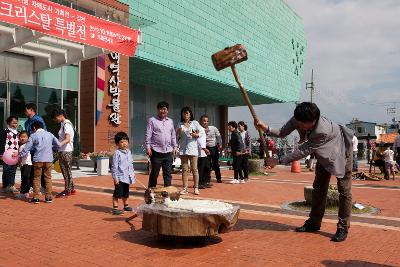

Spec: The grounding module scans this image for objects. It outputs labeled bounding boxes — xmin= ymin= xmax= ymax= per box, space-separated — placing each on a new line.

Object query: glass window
xmin=63 ymin=90 xmax=78 ymax=129
xmin=10 ymin=83 xmax=36 ymax=119
xmin=62 ymin=65 xmax=79 ymax=91
xmin=38 ymin=87 xmax=61 ymax=136
xmin=0 ymin=82 xmax=7 ymax=99
xmin=38 ymin=67 xmax=62 ymax=89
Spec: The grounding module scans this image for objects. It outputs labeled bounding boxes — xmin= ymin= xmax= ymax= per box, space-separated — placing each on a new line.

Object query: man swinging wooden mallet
xmin=212 ymin=45 xmax=354 ymax=242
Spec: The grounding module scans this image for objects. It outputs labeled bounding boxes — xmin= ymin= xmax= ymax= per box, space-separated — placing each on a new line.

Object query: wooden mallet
xmin=211 ymin=44 xmax=277 ymax=167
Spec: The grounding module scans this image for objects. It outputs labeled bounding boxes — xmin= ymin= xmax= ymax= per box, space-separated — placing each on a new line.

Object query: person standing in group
xmin=24 ymin=103 xmax=47 ymax=135
xmin=255 ymin=102 xmax=353 ymax=242
xmin=0 ymin=116 xmax=19 ymax=193
xmin=16 ymin=131 xmax=32 ymax=199
xmin=145 ymin=101 xmax=177 ymax=188
xmin=197 ymin=124 xmax=209 ymax=189
xmin=17 ymin=121 xmax=61 ymax=204
xmin=352 ymin=135 xmax=358 ymax=172
xmin=24 ymin=103 xmax=47 ymax=192
xmin=393 ymin=129 xmax=400 ymax=165
xmin=200 ymin=115 xmax=223 ymax=184
xmin=238 ymin=121 xmax=251 ymax=182
xmin=52 ymin=109 xmax=76 ymax=197
xmin=228 ymin=121 xmax=244 ymax=184
xmin=177 ymin=107 xmax=202 ymax=195
xmin=383 ymin=144 xmax=399 ymax=181
xmin=111 ymin=132 xmax=136 ymax=216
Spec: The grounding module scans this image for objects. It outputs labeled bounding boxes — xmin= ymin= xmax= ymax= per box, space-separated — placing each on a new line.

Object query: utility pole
xmin=306 ymin=69 xmax=315 ymax=103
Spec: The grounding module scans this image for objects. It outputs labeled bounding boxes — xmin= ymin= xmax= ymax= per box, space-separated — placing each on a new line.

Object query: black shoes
xmin=216 ymin=179 xmax=222 ymax=183
xmin=331 ymin=228 xmax=348 ymax=242
xmin=30 ymin=198 xmax=40 ymax=204
xmin=198 ymin=184 xmax=206 ymax=189
xmin=205 ymin=183 xmax=213 ymax=188
xmin=295 ymin=221 xmax=320 ymax=232
xmin=123 ymin=206 xmax=133 ymax=212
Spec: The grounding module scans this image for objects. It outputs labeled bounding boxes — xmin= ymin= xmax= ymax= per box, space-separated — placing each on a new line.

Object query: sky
xmin=229 ymin=0 xmax=400 ymax=137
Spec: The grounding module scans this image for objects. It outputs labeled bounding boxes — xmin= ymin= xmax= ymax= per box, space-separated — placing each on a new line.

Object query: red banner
xmin=0 ymin=0 xmax=138 ymax=57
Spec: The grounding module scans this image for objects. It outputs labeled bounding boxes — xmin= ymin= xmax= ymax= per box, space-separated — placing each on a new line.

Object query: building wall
xmin=123 ymin=0 xmax=306 ymax=104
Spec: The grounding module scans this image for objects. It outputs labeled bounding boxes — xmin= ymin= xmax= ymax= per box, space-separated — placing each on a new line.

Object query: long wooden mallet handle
xmin=230 ymin=65 xmax=270 ymax=158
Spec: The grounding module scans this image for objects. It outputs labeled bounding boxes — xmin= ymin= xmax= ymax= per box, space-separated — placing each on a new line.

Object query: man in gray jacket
xmin=256 ymin=102 xmax=353 ymax=242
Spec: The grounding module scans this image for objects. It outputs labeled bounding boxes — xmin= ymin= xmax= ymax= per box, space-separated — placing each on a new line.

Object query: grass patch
xmin=288 ymin=201 xmax=376 ymax=214
xmin=249 ymin=171 xmax=273 ymax=176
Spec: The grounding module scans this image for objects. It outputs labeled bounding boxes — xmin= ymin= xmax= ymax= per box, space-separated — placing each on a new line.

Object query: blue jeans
xmin=2 ymin=164 xmax=17 ymax=188
xmin=352 ymin=151 xmax=358 ymax=172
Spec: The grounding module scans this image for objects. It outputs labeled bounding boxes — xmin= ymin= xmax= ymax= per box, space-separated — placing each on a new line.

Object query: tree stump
xmin=248 ymin=159 xmax=264 ymax=173
xmin=304 ymin=185 xmax=339 ymax=206
xmin=142 ymin=209 xmax=240 ymax=237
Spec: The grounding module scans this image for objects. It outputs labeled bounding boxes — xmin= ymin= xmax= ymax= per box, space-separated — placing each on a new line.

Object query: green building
xmin=123 ymin=0 xmax=307 ymax=153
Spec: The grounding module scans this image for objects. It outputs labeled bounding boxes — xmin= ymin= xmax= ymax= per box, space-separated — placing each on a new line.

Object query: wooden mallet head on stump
xmin=211 ymin=44 xmax=277 ymax=167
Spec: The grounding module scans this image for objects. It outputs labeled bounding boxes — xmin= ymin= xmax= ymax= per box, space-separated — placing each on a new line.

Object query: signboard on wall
xmin=0 ymin=0 xmax=138 ymax=57
xmin=108 ymin=52 xmax=121 ymax=125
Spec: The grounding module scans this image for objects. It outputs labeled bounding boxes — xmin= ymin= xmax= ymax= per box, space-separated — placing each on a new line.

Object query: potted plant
xmin=88 ymin=151 xmax=113 ymax=173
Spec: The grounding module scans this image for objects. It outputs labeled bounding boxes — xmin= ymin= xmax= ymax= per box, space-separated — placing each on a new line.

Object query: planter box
xmin=248 ymin=159 xmax=264 ymax=173
xmin=97 ymin=157 xmax=110 ymax=176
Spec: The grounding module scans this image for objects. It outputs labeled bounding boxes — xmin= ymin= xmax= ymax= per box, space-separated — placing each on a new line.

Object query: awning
xmin=0 ymin=0 xmax=140 ymax=71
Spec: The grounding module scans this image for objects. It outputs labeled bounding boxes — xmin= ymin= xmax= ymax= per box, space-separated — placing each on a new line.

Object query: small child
xmin=18 ymin=121 xmax=61 ymax=204
xmin=227 ymin=121 xmax=244 ymax=184
xmin=111 ymin=132 xmax=136 ymax=215
xmin=383 ymin=146 xmax=399 ymax=180
xmin=16 ymin=131 xmax=32 ymax=199
xmin=0 ymin=116 xmax=19 ymax=193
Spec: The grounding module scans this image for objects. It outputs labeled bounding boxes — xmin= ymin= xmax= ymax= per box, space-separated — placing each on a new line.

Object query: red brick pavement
xmin=1 ymin=165 xmax=400 ymax=266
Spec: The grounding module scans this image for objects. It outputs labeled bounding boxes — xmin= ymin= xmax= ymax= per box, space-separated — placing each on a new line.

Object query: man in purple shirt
xmin=145 ymin=101 xmax=177 ymax=188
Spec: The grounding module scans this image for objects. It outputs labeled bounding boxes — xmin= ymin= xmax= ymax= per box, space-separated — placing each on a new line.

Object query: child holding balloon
xmin=0 ymin=116 xmax=19 ymax=193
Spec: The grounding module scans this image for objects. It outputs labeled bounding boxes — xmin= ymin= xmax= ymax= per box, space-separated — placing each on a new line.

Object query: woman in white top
xmin=52 ymin=109 xmax=75 ymax=197
xmin=177 ymin=107 xmax=202 ymax=195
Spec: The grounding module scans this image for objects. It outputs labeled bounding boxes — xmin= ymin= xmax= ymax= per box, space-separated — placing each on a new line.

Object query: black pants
xmin=148 ymin=150 xmax=173 ymax=188
xmin=198 ymin=157 xmax=210 ymax=185
xmin=206 ymin=146 xmax=222 ymax=182
xmin=232 ymin=155 xmax=243 ymax=180
xmin=240 ymin=154 xmax=249 ymax=179
xmin=396 ymin=148 xmax=400 ymax=165
xmin=2 ymin=164 xmax=17 ymax=188
xmin=308 ymin=155 xmax=352 ymax=230
xmin=20 ymin=165 xmax=33 ymax=194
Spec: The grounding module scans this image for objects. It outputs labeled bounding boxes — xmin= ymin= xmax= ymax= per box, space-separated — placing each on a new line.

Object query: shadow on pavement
xmin=117 ymin=228 xmax=222 ymax=249
xmin=74 ymin=203 xmax=111 ymax=214
xmin=234 ymin=219 xmax=332 ymax=238
xmin=321 ymin=260 xmax=395 ymax=267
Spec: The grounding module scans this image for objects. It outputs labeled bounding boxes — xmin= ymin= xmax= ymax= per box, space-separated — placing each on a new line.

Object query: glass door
xmin=0 ymin=99 xmax=6 ymax=129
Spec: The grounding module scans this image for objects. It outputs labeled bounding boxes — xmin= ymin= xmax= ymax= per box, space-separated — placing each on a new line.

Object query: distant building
xmin=346 ymin=119 xmax=387 ymax=159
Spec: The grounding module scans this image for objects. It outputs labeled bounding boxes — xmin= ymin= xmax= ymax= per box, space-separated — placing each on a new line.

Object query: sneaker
xmin=56 ymin=190 xmax=71 ymax=198
xmin=331 ymin=228 xmax=348 ymax=242
xmin=198 ymin=184 xmax=206 ymax=189
xmin=244 ymin=178 xmax=249 ymax=182
xmin=295 ymin=221 xmax=320 ymax=232
xmin=229 ymin=179 xmax=239 ymax=184
xmin=30 ymin=198 xmax=40 ymax=204
xmin=123 ymin=206 xmax=133 ymax=212
xmin=45 ymin=197 xmax=53 ymax=203
xmin=194 ymin=188 xmax=200 ymax=195
xmin=70 ymin=189 xmax=77 ymax=195
xmin=180 ymin=188 xmax=188 ymax=195
xmin=9 ymin=186 xmax=18 ymax=193
xmin=216 ymin=179 xmax=222 ymax=183
xmin=112 ymin=209 xmax=124 ymax=216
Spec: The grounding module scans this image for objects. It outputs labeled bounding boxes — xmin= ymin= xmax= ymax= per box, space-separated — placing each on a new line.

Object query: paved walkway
xmin=1 ymin=163 xmax=400 ymax=266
